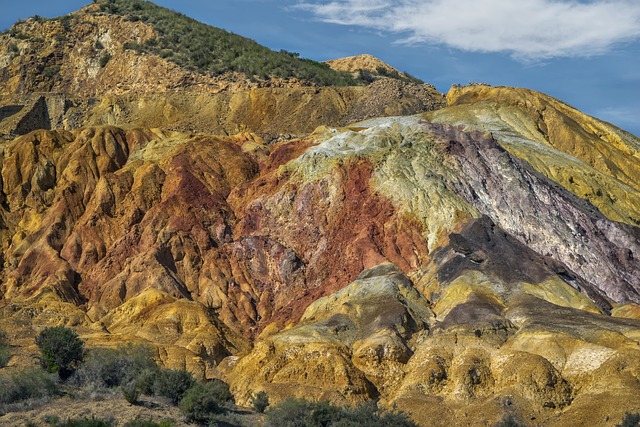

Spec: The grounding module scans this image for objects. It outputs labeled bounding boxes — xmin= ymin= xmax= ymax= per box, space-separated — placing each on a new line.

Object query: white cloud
xmin=295 ymin=0 xmax=640 ymax=59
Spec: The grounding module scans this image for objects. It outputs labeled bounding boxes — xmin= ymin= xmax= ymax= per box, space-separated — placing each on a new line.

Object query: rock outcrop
xmin=0 ymin=3 xmax=639 ymax=425
xmin=0 ymin=7 xmax=444 ymax=139
xmin=0 ymin=83 xmax=638 ymax=425
xmin=326 ymin=54 xmax=404 ymax=76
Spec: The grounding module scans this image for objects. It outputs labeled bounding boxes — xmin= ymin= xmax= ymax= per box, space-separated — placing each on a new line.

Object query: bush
xmin=36 ymin=327 xmax=84 ymax=379
xmin=42 ymin=66 xmax=61 ymax=78
xmin=0 ymin=368 xmax=58 ymax=404
xmin=0 ymin=330 xmax=10 ymax=368
xmin=251 ymin=391 xmax=269 ymax=413
xmin=99 ymin=53 xmax=112 ymax=68
xmin=207 ymin=412 xmax=244 ymax=427
xmin=123 ymin=418 xmax=174 ymax=427
xmin=265 ymin=398 xmax=336 ymax=427
xmin=207 ymin=379 xmax=233 ymax=404
xmin=265 ymin=398 xmax=418 ymax=427
xmin=153 ymin=369 xmax=195 ymax=404
xmin=178 ymin=381 xmax=231 ymax=422
xmin=74 ymin=344 xmax=157 ymax=390
xmin=134 ymin=367 xmax=158 ymax=395
xmin=47 ymin=416 xmax=114 ymax=427
xmin=121 ymin=380 xmax=141 ymax=404
xmin=618 ymin=412 xmax=640 ymax=427
xmin=338 ymin=401 xmax=417 ymax=427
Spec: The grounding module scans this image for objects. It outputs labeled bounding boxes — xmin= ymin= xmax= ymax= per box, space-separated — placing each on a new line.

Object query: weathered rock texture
xmin=0 ymin=8 xmax=444 ymax=139
xmin=326 ymin=53 xmax=405 ymax=77
xmin=0 ymin=82 xmax=638 ymax=426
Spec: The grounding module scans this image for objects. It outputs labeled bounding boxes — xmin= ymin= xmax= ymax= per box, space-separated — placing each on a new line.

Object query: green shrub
xmin=265 ymin=398 xmax=336 ymax=427
xmin=0 ymin=368 xmax=58 ymax=404
xmin=401 ymin=71 xmax=424 ymax=84
xmin=42 ymin=65 xmax=62 ymax=78
xmin=74 ymin=344 xmax=157 ymax=390
xmin=207 ymin=412 xmax=244 ymax=427
xmin=93 ymin=0 xmax=362 ymax=86
xmin=36 ymin=327 xmax=84 ymax=379
xmin=0 ymin=330 xmax=10 ymax=368
xmin=265 ymin=398 xmax=418 ymax=427
xmin=178 ymin=381 xmax=231 ymax=422
xmin=123 ymin=419 xmax=174 ymax=427
xmin=251 ymin=390 xmax=269 ymax=413
xmin=618 ymin=412 xmax=640 ymax=427
xmin=48 ymin=416 xmax=114 ymax=427
xmin=121 ymin=380 xmax=141 ymax=404
xmin=99 ymin=53 xmax=112 ymax=68
xmin=207 ymin=379 xmax=233 ymax=404
xmin=94 ymin=40 xmax=104 ymax=49
xmin=45 ymin=415 xmax=60 ymax=425
xmin=153 ymin=369 xmax=195 ymax=404
xmin=134 ymin=367 xmax=158 ymax=395
xmin=58 ymin=15 xmax=72 ymax=31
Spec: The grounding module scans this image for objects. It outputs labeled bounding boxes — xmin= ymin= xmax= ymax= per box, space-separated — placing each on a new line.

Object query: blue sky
xmin=1 ymin=0 xmax=639 ymax=136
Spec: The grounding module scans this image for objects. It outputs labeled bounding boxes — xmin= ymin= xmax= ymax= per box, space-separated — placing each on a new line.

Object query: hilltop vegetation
xmin=92 ymin=0 xmax=361 ymax=85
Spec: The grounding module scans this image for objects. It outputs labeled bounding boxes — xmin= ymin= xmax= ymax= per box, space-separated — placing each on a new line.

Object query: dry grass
xmin=0 ymin=393 xmax=189 ymax=427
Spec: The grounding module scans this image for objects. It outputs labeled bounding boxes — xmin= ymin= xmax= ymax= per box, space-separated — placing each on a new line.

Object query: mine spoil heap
xmin=0 ymin=1 xmax=639 ymax=427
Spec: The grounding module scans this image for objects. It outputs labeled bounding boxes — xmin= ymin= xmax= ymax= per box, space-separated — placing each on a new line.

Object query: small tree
xmin=36 ymin=326 xmax=84 ymax=379
xmin=251 ymin=391 xmax=270 ymax=413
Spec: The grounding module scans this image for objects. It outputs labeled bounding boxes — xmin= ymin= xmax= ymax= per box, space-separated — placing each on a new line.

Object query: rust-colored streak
xmin=235 ymin=158 xmax=429 ymax=329
xmin=262 ymin=137 xmax=319 ymax=173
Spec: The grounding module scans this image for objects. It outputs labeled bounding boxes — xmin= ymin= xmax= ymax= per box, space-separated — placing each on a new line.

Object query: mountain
xmin=0 ymin=0 xmax=443 ymax=141
xmin=0 ymin=2 xmax=639 ymax=427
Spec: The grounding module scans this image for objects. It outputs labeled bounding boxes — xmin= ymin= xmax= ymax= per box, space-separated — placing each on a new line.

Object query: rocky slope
xmin=0 ymin=81 xmax=638 ymax=426
xmin=0 ymin=2 xmax=639 ymax=426
xmin=0 ymin=4 xmax=444 ymax=140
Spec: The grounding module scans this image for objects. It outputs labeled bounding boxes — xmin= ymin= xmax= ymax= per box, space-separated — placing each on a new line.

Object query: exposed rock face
xmin=0 ymin=5 xmax=639 ymax=418
xmin=223 ymin=264 xmax=433 ymax=404
xmin=0 ymin=83 xmax=639 ymax=426
xmin=326 ymin=54 xmax=403 ymax=76
xmin=0 ymin=9 xmax=445 ymax=139
xmin=422 ymin=122 xmax=640 ymax=307
xmin=0 ymin=6 xmax=211 ymax=97
xmin=427 ymin=84 xmax=640 ymax=226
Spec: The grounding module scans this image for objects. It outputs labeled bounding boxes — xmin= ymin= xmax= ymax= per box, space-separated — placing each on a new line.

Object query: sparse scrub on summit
xmin=93 ymin=0 xmax=361 ymax=86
